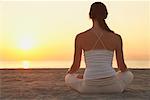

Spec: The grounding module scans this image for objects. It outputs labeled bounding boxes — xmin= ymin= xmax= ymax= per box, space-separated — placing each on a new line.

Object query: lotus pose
xmin=65 ymin=2 xmax=134 ymax=93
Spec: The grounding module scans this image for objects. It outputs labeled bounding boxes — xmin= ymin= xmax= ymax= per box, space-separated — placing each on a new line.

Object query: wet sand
xmin=0 ymin=68 xmax=150 ymax=100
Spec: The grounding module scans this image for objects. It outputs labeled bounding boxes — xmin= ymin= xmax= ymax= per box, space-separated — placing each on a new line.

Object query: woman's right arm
xmin=115 ymin=34 xmax=127 ymax=72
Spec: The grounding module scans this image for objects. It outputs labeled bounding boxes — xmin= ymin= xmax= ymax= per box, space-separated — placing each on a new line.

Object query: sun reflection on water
xmin=22 ymin=61 xmax=30 ymax=69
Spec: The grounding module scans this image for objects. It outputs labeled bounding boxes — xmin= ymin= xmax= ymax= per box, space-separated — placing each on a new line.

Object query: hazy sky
xmin=0 ymin=0 xmax=149 ymax=61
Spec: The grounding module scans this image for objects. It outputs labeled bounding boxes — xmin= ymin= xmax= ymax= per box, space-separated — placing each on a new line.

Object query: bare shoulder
xmin=113 ymin=33 xmax=122 ymax=42
xmin=75 ymin=29 xmax=91 ymax=39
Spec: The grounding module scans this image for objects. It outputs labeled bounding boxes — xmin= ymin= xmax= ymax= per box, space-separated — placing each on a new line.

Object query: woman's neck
xmin=92 ymin=20 xmax=104 ymax=32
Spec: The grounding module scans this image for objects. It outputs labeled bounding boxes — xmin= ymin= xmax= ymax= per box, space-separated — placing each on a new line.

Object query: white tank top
xmin=83 ymin=32 xmax=116 ymax=80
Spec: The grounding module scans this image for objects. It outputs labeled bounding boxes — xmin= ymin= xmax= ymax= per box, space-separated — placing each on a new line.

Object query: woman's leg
xmin=65 ymin=73 xmax=82 ymax=92
xmin=116 ymin=70 xmax=134 ymax=89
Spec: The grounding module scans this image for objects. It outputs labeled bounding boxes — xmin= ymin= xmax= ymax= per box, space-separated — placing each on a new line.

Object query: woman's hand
xmin=77 ymin=74 xmax=83 ymax=79
xmin=120 ymin=68 xmax=128 ymax=72
xmin=66 ymin=68 xmax=75 ymax=74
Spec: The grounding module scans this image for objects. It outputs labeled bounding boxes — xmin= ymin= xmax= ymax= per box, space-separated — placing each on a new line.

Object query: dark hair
xmin=89 ymin=2 xmax=114 ymax=33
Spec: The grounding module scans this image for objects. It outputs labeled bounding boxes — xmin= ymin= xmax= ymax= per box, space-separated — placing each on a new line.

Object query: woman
xmin=65 ymin=2 xmax=134 ymax=93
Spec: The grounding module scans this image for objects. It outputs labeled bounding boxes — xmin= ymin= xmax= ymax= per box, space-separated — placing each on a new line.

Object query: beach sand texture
xmin=0 ymin=69 xmax=150 ymax=100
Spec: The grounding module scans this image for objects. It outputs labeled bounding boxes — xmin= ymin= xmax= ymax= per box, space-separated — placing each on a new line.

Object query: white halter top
xmin=83 ymin=32 xmax=116 ymax=80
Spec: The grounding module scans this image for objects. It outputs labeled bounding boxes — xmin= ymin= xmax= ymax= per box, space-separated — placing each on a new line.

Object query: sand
xmin=0 ymin=68 xmax=150 ymax=100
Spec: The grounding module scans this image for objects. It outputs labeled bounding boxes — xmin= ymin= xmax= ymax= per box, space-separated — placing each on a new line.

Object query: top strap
xmin=91 ymin=32 xmax=106 ymax=50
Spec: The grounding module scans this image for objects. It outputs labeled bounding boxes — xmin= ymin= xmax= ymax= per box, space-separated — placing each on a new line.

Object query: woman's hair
xmin=89 ymin=2 xmax=114 ymax=33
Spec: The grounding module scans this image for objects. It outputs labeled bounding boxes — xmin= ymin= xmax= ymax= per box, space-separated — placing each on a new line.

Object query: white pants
xmin=65 ymin=71 xmax=134 ymax=93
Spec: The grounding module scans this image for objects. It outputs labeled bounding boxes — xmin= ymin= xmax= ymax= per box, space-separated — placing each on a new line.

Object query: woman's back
xmin=79 ymin=29 xmax=118 ymax=52
xmin=78 ymin=29 xmax=118 ymax=79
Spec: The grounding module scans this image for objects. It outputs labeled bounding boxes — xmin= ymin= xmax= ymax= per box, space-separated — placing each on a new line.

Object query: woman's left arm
xmin=67 ymin=34 xmax=82 ymax=74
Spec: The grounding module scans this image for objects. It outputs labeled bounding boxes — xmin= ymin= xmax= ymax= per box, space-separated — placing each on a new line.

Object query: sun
xmin=20 ymin=37 xmax=34 ymax=50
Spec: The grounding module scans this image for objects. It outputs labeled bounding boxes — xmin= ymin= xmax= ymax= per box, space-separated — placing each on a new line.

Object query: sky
xmin=0 ymin=0 xmax=149 ymax=61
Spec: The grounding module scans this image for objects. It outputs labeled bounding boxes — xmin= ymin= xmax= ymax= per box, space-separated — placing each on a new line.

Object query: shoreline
xmin=0 ymin=68 xmax=150 ymax=70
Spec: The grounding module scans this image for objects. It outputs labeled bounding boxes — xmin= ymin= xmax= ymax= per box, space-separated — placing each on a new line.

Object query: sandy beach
xmin=0 ymin=68 xmax=150 ymax=100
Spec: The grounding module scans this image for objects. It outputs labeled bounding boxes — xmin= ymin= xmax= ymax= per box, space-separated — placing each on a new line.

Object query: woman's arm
xmin=115 ymin=35 xmax=127 ymax=72
xmin=67 ymin=34 xmax=82 ymax=74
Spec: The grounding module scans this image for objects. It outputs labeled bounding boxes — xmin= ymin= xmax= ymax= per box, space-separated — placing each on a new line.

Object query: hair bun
xmin=89 ymin=2 xmax=108 ymax=20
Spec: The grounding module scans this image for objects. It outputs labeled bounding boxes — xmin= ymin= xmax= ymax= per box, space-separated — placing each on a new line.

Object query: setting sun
xmin=20 ymin=37 xmax=35 ymax=50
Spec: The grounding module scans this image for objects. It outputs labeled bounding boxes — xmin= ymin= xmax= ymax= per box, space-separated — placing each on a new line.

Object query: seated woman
xmin=65 ymin=2 xmax=134 ymax=93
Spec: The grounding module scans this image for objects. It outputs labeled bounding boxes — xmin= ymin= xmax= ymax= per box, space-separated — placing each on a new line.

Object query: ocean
xmin=0 ymin=60 xmax=149 ymax=69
